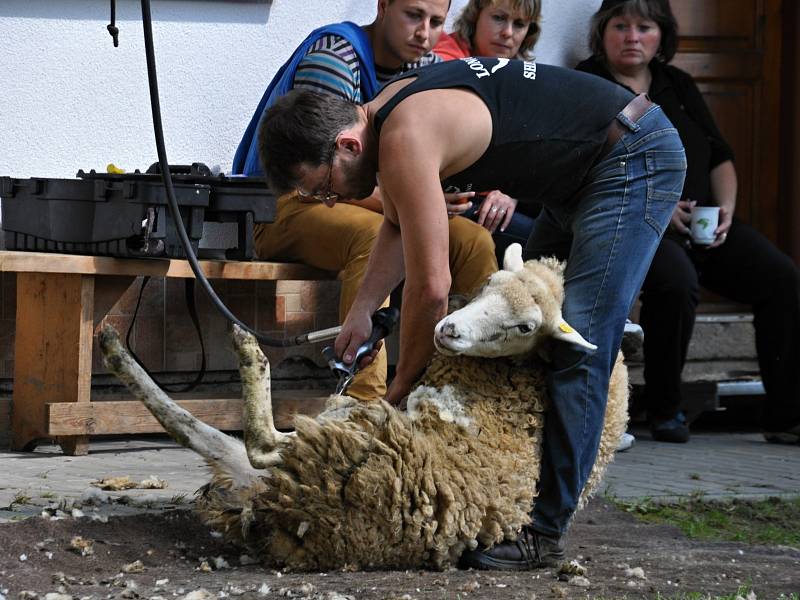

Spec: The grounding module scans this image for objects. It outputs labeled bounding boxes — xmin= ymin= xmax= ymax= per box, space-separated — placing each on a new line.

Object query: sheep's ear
xmin=552 ymin=318 xmax=598 ymax=350
xmin=503 ymin=243 xmax=524 ymax=272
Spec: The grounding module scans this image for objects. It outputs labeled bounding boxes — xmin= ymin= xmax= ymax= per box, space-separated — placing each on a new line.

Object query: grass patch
xmin=613 ymin=496 xmax=800 ymax=546
xmin=650 ymin=587 xmax=798 ymax=600
xmin=170 ymin=492 xmax=189 ymax=505
xmin=591 ymin=586 xmax=800 ymax=600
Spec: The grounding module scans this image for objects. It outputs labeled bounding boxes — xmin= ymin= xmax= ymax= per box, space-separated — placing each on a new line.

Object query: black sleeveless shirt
xmin=374 ymin=58 xmax=633 ymax=206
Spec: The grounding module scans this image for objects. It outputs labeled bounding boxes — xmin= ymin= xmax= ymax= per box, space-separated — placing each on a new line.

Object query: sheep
xmin=98 ymin=243 xmax=628 ymax=571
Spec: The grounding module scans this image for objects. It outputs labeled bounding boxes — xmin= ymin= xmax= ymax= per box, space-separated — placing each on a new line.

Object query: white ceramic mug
xmin=690 ymin=206 xmax=720 ymax=245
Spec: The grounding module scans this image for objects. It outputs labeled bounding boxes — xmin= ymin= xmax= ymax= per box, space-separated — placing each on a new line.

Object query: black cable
xmin=107 ymin=0 xmax=119 ymax=47
xmin=138 ymin=0 xmax=302 ymax=347
xmin=125 ymin=276 xmax=207 ymax=393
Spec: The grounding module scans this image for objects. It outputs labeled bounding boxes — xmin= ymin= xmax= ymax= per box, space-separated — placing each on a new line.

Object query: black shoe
xmin=764 ymin=423 xmax=800 ymax=445
xmin=620 ymin=320 xmax=644 ymax=359
xmin=459 ymin=526 xmax=565 ymax=571
xmin=650 ymin=411 xmax=690 ymax=443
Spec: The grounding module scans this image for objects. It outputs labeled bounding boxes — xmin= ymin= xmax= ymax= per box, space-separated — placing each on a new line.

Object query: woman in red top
xmin=434 ymin=0 xmax=543 ymax=261
xmin=436 ymin=0 xmax=541 ymax=60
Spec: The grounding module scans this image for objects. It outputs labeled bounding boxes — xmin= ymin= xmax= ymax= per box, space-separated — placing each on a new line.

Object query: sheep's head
xmin=434 ymin=244 xmax=596 ymax=358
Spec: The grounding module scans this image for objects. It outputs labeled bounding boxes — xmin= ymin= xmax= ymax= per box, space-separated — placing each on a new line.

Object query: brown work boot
xmin=459 ymin=526 xmax=565 ymax=571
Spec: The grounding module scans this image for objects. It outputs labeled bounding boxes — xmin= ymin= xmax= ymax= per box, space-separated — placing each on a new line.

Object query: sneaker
xmin=651 ymin=411 xmax=690 ymax=443
xmin=616 ymin=431 xmax=635 ymax=452
xmin=764 ymin=423 xmax=800 ymax=445
xmin=620 ymin=320 xmax=644 ymax=359
xmin=459 ymin=526 xmax=565 ymax=571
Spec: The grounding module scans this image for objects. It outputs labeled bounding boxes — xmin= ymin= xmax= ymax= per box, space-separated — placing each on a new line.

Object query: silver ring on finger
xmin=490 ymin=206 xmax=498 ymax=213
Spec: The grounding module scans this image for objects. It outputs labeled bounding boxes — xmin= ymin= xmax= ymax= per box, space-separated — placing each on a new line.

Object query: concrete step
xmin=627 ymin=309 xmax=764 ymax=415
xmin=626 ymin=311 xmax=757 ymax=374
xmin=687 ymin=313 xmax=756 ymax=361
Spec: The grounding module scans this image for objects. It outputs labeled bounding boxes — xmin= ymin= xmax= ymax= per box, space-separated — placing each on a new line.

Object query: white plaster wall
xmin=0 ymin=0 xmax=600 ymax=182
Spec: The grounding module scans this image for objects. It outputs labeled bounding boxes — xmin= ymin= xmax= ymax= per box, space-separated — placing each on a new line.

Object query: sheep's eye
xmin=517 ymin=324 xmax=532 ymax=334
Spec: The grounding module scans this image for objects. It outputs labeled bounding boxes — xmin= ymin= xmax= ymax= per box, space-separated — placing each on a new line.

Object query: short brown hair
xmin=588 ymin=0 xmax=678 ymax=63
xmin=452 ymin=0 xmax=542 ymax=60
xmin=258 ymin=90 xmax=358 ymax=194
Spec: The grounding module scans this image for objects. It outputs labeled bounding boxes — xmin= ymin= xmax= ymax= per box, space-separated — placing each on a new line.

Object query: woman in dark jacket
xmin=576 ymin=0 xmax=800 ymax=443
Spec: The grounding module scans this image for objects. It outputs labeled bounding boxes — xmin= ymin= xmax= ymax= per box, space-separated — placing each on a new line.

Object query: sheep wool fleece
xmin=195 ymin=352 xmax=627 ymax=571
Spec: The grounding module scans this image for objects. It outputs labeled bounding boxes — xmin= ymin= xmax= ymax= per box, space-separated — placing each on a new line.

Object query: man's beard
xmin=341 ymin=153 xmax=378 ymax=200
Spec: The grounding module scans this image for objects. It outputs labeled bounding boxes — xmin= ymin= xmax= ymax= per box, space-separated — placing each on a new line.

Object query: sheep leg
xmin=230 ymin=325 xmax=293 ymax=468
xmin=98 ymin=325 xmax=259 ymax=482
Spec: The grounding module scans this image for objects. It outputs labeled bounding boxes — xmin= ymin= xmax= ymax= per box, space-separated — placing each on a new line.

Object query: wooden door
xmin=782 ymin=0 xmax=800 ymax=263
xmin=670 ymin=0 xmax=783 ymax=244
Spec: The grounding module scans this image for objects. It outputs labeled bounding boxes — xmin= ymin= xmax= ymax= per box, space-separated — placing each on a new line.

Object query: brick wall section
xmin=0 ymin=272 xmax=340 ymax=381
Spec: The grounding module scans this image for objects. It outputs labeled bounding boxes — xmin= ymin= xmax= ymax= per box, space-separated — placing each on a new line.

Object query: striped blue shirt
xmin=294 ymin=33 xmax=440 ymax=103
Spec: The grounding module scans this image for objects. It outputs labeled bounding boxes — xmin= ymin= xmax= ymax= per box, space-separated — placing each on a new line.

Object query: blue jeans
xmin=462 ymin=201 xmax=537 ymax=264
xmin=523 ymin=105 xmax=686 ymax=536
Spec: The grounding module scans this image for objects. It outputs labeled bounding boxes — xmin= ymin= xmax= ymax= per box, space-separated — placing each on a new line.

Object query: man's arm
xmin=294 ymin=44 xmax=361 ymax=102
xmin=336 ymin=87 xmax=492 ymax=403
xmin=335 ymin=217 xmax=406 ymax=362
xmin=375 ymin=91 xmax=493 ymax=403
xmin=334 ymin=138 xmax=452 ymax=404
xmin=378 ymin=133 xmax=453 ymax=404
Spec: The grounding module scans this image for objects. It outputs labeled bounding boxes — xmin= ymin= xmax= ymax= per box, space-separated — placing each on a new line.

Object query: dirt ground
xmin=1 ymin=499 xmax=798 ymax=600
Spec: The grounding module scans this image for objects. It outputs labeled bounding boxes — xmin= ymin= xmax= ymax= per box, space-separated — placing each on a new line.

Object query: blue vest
xmin=231 ymin=22 xmax=379 ymax=176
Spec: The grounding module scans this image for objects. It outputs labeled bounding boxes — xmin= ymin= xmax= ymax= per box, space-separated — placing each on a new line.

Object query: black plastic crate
xmin=0 ymin=163 xmax=275 ymax=259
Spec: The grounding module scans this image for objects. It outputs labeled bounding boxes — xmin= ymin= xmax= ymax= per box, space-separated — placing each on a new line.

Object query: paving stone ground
xmin=604 ymin=425 xmax=800 ymax=502
xmin=1 ymin=427 xmax=798 ymax=522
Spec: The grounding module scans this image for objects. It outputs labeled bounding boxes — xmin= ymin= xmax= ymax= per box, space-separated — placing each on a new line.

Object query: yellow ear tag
xmin=559 ymin=322 xmax=574 ymax=334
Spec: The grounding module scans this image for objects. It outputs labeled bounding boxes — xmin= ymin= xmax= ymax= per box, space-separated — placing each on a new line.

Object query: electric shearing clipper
xmin=322 ymin=307 xmax=400 ymax=395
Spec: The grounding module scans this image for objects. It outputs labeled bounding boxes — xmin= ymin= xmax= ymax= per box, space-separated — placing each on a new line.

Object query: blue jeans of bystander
xmin=523 ymin=105 xmax=686 ymax=536
xmin=462 ymin=201 xmax=537 ymax=262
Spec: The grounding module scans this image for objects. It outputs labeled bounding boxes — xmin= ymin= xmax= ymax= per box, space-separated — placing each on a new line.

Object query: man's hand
xmin=444 ymin=191 xmax=474 ymax=218
xmin=476 ymin=190 xmax=517 ymax=233
xmin=334 ymin=308 xmax=378 ymax=370
xmin=669 ymin=199 xmax=695 ymax=235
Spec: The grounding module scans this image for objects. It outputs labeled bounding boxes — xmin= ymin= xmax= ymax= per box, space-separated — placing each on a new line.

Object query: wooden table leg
xmin=11 ymin=272 xmax=95 ymax=455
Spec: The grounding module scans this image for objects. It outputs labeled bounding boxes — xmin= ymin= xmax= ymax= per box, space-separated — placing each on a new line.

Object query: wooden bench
xmin=0 ymin=250 xmax=337 ymax=455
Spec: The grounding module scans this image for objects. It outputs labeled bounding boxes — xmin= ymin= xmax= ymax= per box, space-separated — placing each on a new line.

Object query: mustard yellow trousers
xmin=254 ymin=194 xmax=498 ymax=400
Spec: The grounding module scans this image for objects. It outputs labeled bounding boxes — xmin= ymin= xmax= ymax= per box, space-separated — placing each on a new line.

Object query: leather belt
xmin=599 ymin=93 xmax=654 ymax=159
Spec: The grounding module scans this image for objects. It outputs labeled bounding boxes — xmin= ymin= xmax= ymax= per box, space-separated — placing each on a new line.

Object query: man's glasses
xmin=298 ymin=143 xmax=339 ymax=203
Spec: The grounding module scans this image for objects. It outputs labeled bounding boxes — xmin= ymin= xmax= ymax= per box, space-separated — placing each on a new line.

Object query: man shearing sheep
xmin=258 ymin=57 xmax=686 ymax=569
